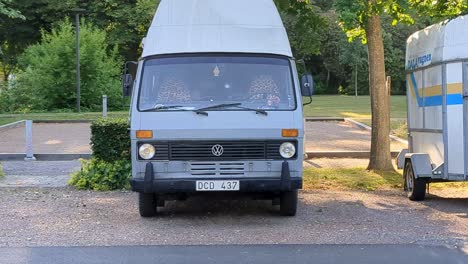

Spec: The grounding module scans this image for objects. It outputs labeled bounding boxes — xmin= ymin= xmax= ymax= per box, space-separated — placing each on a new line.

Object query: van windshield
xmin=138 ymin=56 xmax=296 ymax=112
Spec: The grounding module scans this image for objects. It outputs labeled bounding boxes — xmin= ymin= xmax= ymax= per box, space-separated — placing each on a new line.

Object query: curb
xmin=306 ymin=151 xmax=400 ymax=159
xmin=0 ymin=153 xmax=92 ymax=161
xmin=344 ymin=118 xmax=409 ymax=145
xmin=33 ymin=120 xmax=92 ymax=124
xmin=0 ymin=120 xmax=25 ymax=131
xmin=305 ymin=117 xmax=345 ymax=122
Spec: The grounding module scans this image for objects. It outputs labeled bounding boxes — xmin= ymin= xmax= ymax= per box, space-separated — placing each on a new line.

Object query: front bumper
xmin=131 ymin=161 xmax=302 ymax=193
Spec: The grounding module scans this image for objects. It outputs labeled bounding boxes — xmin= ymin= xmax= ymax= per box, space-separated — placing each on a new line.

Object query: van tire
xmin=139 ymin=193 xmax=158 ymax=217
xmin=280 ymin=190 xmax=298 ymax=216
xmin=404 ymin=161 xmax=426 ymax=201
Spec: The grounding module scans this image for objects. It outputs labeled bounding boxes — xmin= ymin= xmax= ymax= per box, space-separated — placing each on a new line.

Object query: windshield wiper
xmin=195 ymin=103 xmax=268 ymax=116
xmin=141 ymin=105 xmax=209 ymax=116
xmin=140 ymin=105 xmax=184 ymax=112
xmin=196 ymin=103 xmax=242 ymax=112
xmin=234 ymin=105 xmax=268 ymax=116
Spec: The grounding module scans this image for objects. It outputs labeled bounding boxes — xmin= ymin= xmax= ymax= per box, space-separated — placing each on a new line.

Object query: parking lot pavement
xmin=305 ymin=121 xmax=407 ymax=152
xmin=1 ymin=244 xmax=466 ymax=264
xmin=0 ymin=123 xmax=91 ymax=154
xmin=0 ymin=121 xmax=406 ymax=155
xmin=0 ymin=187 xmax=466 ymax=249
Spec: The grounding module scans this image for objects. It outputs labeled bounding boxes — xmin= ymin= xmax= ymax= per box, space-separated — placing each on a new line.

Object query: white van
xmin=399 ymin=15 xmax=468 ymax=200
xmin=122 ymin=0 xmax=313 ymax=216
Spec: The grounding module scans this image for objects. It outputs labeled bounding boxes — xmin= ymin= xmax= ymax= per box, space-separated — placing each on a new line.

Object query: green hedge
xmin=91 ymin=118 xmax=130 ymax=162
xmin=70 ymin=118 xmax=131 ymax=191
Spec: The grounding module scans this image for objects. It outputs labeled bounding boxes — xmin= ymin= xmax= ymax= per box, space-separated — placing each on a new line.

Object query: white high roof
xmin=406 ymin=15 xmax=468 ymax=70
xmin=141 ymin=0 xmax=293 ymax=58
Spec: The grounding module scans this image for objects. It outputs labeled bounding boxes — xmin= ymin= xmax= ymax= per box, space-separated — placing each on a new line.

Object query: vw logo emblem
xmin=212 ymin=144 xmax=224 ymax=156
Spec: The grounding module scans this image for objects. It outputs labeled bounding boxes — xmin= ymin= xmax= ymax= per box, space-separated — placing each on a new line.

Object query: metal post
xmin=75 ymin=13 xmax=81 ymax=113
xmin=442 ymin=64 xmax=449 ymax=180
xmin=103 ymin=95 xmax=108 ymax=118
xmin=25 ymin=120 xmax=36 ymax=161
xmin=463 ymin=61 xmax=468 ymax=179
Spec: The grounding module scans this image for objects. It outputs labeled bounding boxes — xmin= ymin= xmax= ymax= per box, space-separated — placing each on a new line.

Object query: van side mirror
xmin=122 ymin=74 xmax=133 ymax=97
xmin=301 ymin=74 xmax=314 ymax=97
xmin=122 ymin=61 xmax=138 ymax=97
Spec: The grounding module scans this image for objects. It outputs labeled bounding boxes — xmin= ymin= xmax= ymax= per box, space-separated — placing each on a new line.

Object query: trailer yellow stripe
xmin=408 ymin=73 xmax=463 ymax=106
xmin=418 ymin=83 xmax=462 ymax=97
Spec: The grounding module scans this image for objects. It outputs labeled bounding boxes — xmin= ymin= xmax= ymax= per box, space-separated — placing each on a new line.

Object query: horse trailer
xmin=398 ymin=15 xmax=468 ymax=201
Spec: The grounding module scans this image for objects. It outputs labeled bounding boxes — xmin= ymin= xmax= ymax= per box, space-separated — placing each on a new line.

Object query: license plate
xmin=196 ymin=180 xmax=240 ymax=191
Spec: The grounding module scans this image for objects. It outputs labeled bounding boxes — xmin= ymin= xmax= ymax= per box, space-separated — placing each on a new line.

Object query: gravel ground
xmin=0 ymin=187 xmax=466 ymax=249
xmin=0 ymin=161 xmax=81 ymax=188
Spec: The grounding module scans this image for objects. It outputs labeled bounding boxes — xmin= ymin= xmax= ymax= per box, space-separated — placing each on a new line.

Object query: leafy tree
xmin=336 ymin=0 xmax=467 ymax=171
xmin=0 ymin=0 xmax=24 ymax=19
xmin=76 ymin=0 xmax=158 ymax=61
xmin=410 ymin=0 xmax=468 ymax=19
xmin=9 ymin=19 xmax=122 ymax=112
xmin=1 ymin=0 xmax=156 ymax=85
xmin=335 ymin=0 xmax=413 ymax=171
xmin=274 ymin=0 xmax=324 ymax=60
xmin=0 ymin=0 xmax=75 ymax=83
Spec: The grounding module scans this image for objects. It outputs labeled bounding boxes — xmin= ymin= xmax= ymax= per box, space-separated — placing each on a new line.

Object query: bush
xmin=69 ymin=159 xmax=131 ymax=191
xmin=91 ymin=118 xmax=130 ymax=162
xmin=10 ymin=19 xmax=124 ymax=112
xmin=69 ymin=118 xmax=131 ymax=191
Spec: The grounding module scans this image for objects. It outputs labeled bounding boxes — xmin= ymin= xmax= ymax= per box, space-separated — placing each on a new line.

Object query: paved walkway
xmin=305 ymin=121 xmax=407 ymax=152
xmin=0 ymin=121 xmax=406 ymax=154
xmin=0 ymin=123 xmax=91 ymax=154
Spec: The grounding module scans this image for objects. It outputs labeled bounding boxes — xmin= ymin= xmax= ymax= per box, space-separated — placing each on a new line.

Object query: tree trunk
xmin=365 ymin=13 xmax=394 ymax=171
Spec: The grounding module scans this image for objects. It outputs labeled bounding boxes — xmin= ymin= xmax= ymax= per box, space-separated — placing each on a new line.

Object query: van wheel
xmin=280 ymin=190 xmax=298 ymax=216
xmin=139 ymin=193 xmax=158 ymax=217
xmin=404 ymin=161 xmax=426 ymax=201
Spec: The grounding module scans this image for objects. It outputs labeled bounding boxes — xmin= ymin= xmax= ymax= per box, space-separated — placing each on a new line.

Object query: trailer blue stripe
xmin=409 ymin=73 xmax=462 ymax=107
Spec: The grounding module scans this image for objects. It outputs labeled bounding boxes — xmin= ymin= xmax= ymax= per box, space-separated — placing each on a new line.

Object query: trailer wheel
xmin=280 ymin=190 xmax=298 ymax=216
xmin=139 ymin=193 xmax=158 ymax=217
xmin=404 ymin=161 xmax=426 ymax=201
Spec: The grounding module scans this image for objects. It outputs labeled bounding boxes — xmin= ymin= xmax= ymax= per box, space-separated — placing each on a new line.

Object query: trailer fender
xmin=404 ymin=153 xmax=433 ymax=179
xmin=397 ymin=149 xmax=409 ymax=169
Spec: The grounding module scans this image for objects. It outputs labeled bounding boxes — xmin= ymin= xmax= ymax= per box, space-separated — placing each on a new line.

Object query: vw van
xmin=123 ymin=0 xmax=313 ymax=216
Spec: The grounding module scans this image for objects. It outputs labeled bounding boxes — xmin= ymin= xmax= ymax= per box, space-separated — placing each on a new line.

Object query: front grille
xmin=190 ymin=162 xmax=245 ymax=176
xmin=139 ymin=140 xmax=297 ymax=161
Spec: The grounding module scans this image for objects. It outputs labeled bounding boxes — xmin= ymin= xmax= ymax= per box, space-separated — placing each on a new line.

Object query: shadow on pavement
xmin=423 ymin=195 xmax=468 ymax=219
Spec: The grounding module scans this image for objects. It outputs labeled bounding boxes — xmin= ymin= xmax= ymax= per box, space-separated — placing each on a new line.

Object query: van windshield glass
xmin=138 ymin=56 xmax=296 ymax=111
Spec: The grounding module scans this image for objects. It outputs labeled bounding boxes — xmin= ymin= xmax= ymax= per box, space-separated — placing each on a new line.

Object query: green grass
xmin=0 ymin=163 xmax=4 ymax=178
xmin=303 ymin=167 xmax=403 ymax=191
xmin=0 ymin=111 xmax=128 ymax=126
xmin=303 ymin=95 xmax=407 ymax=118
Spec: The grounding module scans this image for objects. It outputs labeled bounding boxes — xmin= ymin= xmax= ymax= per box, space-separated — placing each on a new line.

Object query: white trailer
xmin=398 ymin=15 xmax=468 ymax=201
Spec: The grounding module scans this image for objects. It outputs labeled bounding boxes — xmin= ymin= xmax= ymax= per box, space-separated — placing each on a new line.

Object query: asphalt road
xmin=1 ymin=244 xmax=466 ymax=264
